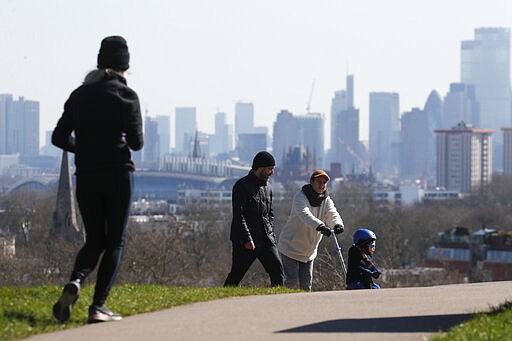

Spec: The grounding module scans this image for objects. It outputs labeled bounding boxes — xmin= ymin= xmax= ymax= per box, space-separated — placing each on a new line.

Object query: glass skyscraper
xmin=461 ymin=27 xmax=511 ymax=170
xmin=369 ymin=92 xmax=400 ymax=179
xmin=174 ymin=107 xmax=197 ymax=154
xmin=0 ymin=94 xmax=39 ymax=157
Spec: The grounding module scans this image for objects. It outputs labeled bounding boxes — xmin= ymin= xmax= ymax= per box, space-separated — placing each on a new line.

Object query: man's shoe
xmin=88 ymin=305 xmax=122 ymax=323
xmin=52 ymin=280 xmax=80 ymax=322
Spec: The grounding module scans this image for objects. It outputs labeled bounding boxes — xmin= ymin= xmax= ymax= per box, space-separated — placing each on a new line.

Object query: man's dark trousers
xmin=224 ymin=242 xmax=284 ymax=287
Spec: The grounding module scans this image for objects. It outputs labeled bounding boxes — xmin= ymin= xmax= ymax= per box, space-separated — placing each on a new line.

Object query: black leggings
xmin=72 ymin=168 xmax=133 ymax=306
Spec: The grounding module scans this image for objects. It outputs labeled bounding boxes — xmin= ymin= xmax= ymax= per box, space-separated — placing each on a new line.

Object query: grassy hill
xmin=0 ymin=285 xmax=298 ymax=341
xmin=1 ymin=285 xmax=511 ymax=341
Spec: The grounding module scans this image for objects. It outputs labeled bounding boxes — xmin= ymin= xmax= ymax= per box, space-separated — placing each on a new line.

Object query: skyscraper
xmin=436 ymin=122 xmax=494 ymax=193
xmin=502 ymin=128 xmax=512 ymax=176
xmin=156 ymin=114 xmax=170 ymax=158
xmin=0 ymin=95 xmax=39 ymax=157
xmin=400 ymin=91 xmax=444 ymax=184
xmin=400 ymin=107 xmax=429 ymax=181
xmin=461 ymin=27 xmax=511 ymax=170
xmin=273 ymin=110 xmax=298 ymax=165
xmin=175 ymin=107 xmax=197 ymax=154
xmin=143 ymin=116 xmax=159 ymax=164
xmin=330 ymin=75 xmax=363 ymax=174
xmin=443 ymin=83 xmax=480 ymax=128
xmin=369 ymin=92 xmax=400 ymax=179
xmin=272 ymin=110 xmax=325 ymax=170
xmin=235 ymin=101 xmax=254 ymax=137
xmin=0 ymin=94 xmax=10 ymax=154
xmin=236 ymin=133 xmax=267 ymax=164
xmin=424 ymin=90 xmax=444 ymax=177
xmin=296 ymin=113 xmax=324 ymax=169
xmin=211 ymin=112 xmax=233 ymax=156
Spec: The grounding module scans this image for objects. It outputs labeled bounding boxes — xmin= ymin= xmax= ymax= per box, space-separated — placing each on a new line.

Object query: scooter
xmin=330 ymin=229 xmax=347 ymax=277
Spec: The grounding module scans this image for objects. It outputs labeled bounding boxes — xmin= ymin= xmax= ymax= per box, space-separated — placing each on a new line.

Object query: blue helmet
xmin=353 ymin=228 xmax=377 ymax=245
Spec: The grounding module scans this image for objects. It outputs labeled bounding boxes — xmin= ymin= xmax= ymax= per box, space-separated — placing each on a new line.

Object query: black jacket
xmin=346 ymin=245 xmax=380 ymax=288
xmin=230 ymin=170 xmax=276 ymax=247
xmin=52 ymin=71 xmax=143 ymax=174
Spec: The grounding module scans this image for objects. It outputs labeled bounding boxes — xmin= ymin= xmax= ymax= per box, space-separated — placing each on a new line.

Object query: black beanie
xmin=97 ymin=36 xmax=130 ymax=70
xmin=252 ymin=151 xmax=275 ymax=169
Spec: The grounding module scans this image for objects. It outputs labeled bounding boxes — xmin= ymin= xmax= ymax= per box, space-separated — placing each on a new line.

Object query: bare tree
xmin=4 ymin=174 xmax=512 ymax=288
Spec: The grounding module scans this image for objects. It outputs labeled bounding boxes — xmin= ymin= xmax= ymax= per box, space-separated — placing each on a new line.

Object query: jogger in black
xmin=52 ymin=36 xmax=143 ymax=323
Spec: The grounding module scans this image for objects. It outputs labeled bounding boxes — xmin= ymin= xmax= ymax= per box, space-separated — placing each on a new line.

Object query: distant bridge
xmin=137 ymin=171 xmax=230 ymax=183
xmin=133 ymin=171 xmax=239 ymax=201
xmin=5 ymin=156 xmax=251 ymax=201
xmin=4 ymin=176 xmax=57 ymax=194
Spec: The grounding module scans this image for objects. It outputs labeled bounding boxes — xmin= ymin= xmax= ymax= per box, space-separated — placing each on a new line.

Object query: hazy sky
xmin=1 ymin=0 xmax=511 ymax=148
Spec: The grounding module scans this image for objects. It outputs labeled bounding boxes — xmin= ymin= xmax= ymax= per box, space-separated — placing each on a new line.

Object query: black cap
xmin=252 ymin=151 xmax=275 ymax=169
xmin=97 ymin=36 xmax=130 ymax=70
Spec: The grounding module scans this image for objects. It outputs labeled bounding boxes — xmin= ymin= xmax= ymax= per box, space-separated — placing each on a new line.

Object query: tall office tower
xmin=211 ymin=112 xmax=233 ymax=156
xmin=296 ymin=113 xmax=324 ymax=169
xmin=424 ymin=90 xmax=444 ymax=177
xmin=443 ymin=83 xmax=480 ymax=128
xmin=235 ymin=101 xmax=254 ymax=137
xmin=195 ymin=131 xmax=210 ymax=157
xmin=156 ymin=114 xmax=170 ymax=158
xmin=175 ymin=107 xmax=197 ymax=154
xmin=236 ymin=133 xmax=267 ymax=164
xmin=0 ymin=94 xmax=12 ymax=154
xmin=273 ymin=110 xmax=298 ymax=165
xmin=143 ymin=116 xmax=159 ymax=163
xmin=400 ymin=108 xmax=430 ymax=182
xmin=281 ymin=145 xmax=315 ymax=179
xmin=461 ymin=27 xmax=511 ymax=170
xmin=400 ymin=91 xmax=444 ymax=184
xmin=346 ymin=74 xmax=354 ymax=107
xmin=330 ymin=75 xmax=363 ymax=174
xmin=211 ymin=112 xmax=224 ymax=156
xmin=369 ymin=92 xmax=400 ymax=179
xmin=435 ymin=122 xmax=494 ymax=193
xmin=425 ymin=91 xmax=443 ymax=132
xmin=0 ymin=95 xmax=40 ymax=157
xmin=330 ymin=79 xmax=350 ymax=153
xmin=273 ymin=110 xmax=325 ymax=170
xmin=502 ymin=128 xmax=512 ymax=176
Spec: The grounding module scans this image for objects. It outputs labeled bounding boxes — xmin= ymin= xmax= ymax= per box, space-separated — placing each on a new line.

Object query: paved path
xmin=26 ymin=281 xmax=512 ymax=341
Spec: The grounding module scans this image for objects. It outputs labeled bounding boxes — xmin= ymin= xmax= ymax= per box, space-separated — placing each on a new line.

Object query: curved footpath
xmin=27 ymin=281 xmax=512 ymax=341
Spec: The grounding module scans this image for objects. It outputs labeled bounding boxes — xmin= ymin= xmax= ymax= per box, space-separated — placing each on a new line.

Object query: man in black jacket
xmin=224 ymin=151 xmax=284 ymax=287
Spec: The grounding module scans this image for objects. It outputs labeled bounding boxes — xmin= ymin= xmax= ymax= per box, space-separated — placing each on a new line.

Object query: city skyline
xmin=1 ymin=1 xmax=511 ymax=148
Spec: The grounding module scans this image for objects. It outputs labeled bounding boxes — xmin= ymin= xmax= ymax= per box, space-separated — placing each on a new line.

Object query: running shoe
xmin=52 ymin=280 xmax=80 ymax=322
xmin=88 ymin=305 xmax=123 ymax=323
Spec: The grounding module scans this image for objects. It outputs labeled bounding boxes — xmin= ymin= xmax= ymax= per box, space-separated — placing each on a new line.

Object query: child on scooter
xmin=346 ymin=228 xmax=382 ymax=290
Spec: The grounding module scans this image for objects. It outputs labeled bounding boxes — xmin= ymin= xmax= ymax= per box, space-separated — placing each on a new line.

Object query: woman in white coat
xmin=277 ymin=170 xmax=344 ymax=291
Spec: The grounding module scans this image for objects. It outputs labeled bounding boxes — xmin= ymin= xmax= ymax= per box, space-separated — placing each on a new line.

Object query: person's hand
xmin=333 ymin=224 xmax=344 ymax=235
xmin=316 ymin=224 xmax=331 ymax=237
xmin=244 ymin=241 xmax=255 ymax=251
xmin=371 ymin=269 xmax=382 ymax=279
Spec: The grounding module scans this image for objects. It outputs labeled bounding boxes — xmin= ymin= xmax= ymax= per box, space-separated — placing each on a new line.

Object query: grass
xmin=0 ymin=284 xmax=299 ymax=341
xmin=433 ymin=301 xmax=512 ymax=341
xmin=3 ymin=285 xmax=512 ymax=341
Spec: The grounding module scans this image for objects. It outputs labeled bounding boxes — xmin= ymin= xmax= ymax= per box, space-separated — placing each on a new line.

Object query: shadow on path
xmin=277 ymin=313 xmax=472 ymax=334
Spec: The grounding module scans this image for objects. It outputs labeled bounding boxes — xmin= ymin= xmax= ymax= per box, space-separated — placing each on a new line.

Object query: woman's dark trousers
xmin=71 ymin=168 xmax=133 ymax=307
